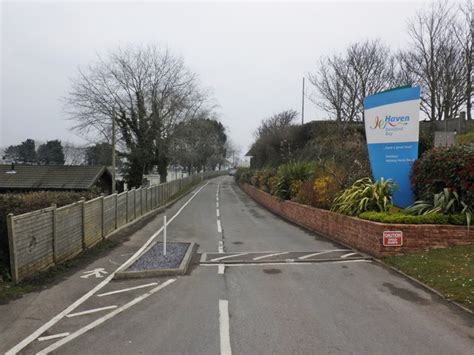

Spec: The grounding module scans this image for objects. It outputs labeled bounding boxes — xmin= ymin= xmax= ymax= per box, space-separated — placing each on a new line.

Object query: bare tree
xmin=308 ymin=40 xmax=396 ymax=122
xmin=66 ymin=45 xmax=211 ymax=186
xmin=399 ymin=1 xmax=465 ymax=121
xmin=452 ymin=0 xmax=473 ymax=120
xmin=345 ymin=40 xmax=397 ymax=121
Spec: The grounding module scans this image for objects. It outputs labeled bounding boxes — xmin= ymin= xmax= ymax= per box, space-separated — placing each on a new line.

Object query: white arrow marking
xmin=80 ymin=268 xmax=108 ymax=279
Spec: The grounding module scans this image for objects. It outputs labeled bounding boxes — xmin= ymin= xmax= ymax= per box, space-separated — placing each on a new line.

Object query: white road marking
xmin=253 ymin=252 xmax=289 ymax=261
xmin=37 ymin=333 xmax=70 ymax=342
xmin=216 ymin=209 xmax=220 ymax=217
xmin=97 ymin=282 xmax=158 ymax=297
xmin=210 ymin=252 xmax=248 ymax=262
xmin=80 ymin=268 xmax=108 ymax=279
xmin=219 ymin=300 xmax=232 ymax=355
xmin=6 ymin=183 xmax=209 ymax=355
xmin=216 ymin=202 xmax=219 ymax=208
xmin=218 ymin=241 xmax=224 ymax=253
xmin=341 ymin=252 xmax=358 ymax=259
xmin=201 ymin=260 xmax=372 ymax=267
xmin=66 ymin=305 xmax=118 ymax=318
xmin=298 ymin=249 xmax=350 ymax=260
xmin=218 ymin=264 xmax=225 ymax=275
xmin=37 ymin=279 xmax=176 ymax=355
xmin=217 ymin=219 xmax=222 ymax=233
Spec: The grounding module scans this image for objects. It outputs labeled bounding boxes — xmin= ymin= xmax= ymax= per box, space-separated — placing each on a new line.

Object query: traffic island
xmin=114 ymin=242 xmax=196 ymax=279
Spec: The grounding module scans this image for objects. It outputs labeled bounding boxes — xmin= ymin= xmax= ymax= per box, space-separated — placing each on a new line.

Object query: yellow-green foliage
xmin=455 ymin=130 xmax=474 ymax=145
xmin=331 ymin=177 xmax=396 ymax=216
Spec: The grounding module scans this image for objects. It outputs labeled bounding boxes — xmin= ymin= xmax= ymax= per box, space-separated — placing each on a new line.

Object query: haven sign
xmin=364 ymin=86 xmax=421 ymax=208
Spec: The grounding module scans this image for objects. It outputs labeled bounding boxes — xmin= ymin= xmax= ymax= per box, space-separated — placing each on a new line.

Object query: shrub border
xmin=240 ymin=183 xmax=474 ymax=258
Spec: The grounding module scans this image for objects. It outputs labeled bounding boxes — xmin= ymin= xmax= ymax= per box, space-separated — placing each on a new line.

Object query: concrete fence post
xmin=114 ymin=193 xmax=118 ymax=230
xmin=6 ymin=213 xmax=19 ymax=284
xmin=125 ymin=190 xmax=129 ymax=222
xmin=133 ymin=189 xmax=137 ymax=221
xmin=51 ymin=203 xmax=58 ymax=264
xmin=100 ymin=193 xmax=105 ymax=240
xmin=80 ymin=197 xmax=86 ymax=250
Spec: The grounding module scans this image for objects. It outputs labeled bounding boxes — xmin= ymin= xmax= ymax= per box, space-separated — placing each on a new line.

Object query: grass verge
xmin=0 ymin=238 xmax=118 ymax=305
xmin=384 ymin=245 xmax=474 ymax=312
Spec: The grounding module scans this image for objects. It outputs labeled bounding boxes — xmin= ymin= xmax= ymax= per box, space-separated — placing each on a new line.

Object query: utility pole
xmin=111 ymin=110 xmax=116 ymax=193
xmin=301 ymin=77 xmax=305 ymax=125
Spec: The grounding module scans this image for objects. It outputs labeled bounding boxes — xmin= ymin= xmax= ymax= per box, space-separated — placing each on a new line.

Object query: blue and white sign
xmin=363 ymin=86 xmax=421 ymax=208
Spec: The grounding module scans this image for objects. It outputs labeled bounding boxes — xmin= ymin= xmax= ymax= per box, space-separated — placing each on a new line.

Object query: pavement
xmin=1 ymin=176 xmax=473 ymax=354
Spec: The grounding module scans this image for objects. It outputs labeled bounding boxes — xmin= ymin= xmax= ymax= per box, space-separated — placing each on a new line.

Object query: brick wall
xmin=241 ymin=183 xmax=474 ymax=258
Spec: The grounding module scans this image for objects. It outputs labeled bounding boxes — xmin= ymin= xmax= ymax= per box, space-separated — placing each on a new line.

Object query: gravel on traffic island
xmin=128 ymin=242 xmax=189 ymax=271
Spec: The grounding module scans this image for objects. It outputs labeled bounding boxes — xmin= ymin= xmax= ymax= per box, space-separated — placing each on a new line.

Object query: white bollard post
xmin=163 ymin=215 xmax=167 ymax=256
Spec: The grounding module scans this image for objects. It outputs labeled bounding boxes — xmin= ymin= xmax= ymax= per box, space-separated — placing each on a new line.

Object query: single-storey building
xmin=0 ymin=164 xmax=113 ymax=194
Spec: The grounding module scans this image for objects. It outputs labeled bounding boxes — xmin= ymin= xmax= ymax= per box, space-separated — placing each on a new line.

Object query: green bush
xmin=404 ymin=188 xmax=472 ymax=227
xmin=234 ymin=168 xmax=253 ymax=184
xmin=455 ymin=130 xmax=474 ymax=145
xmin=411 ymin=144 xmax=474 ymax=209
xmin=0 ymin=191 xmax=98 ymax=279
xmin=359 ymin=211 xmax=450 ymax=224
xmin=273 ymin=161 xmax=313 ymax=200
xmin=250 ymin=168 xmax=277 ymax=192
xmin=331 ymin=178 xmax=396 ymax=216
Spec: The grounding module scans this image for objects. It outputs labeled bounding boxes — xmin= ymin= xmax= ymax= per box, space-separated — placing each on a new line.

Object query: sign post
xmin=363 ymin=86 xmax=421 ymax=208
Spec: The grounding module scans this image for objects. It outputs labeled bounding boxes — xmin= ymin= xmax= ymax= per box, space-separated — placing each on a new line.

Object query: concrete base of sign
xmin=114 ymin=242 xmax=196 ymax=279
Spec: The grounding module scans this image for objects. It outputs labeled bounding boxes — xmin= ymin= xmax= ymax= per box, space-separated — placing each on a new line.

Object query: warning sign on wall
xmin=383 ymin=231 xmax=403 ymax=247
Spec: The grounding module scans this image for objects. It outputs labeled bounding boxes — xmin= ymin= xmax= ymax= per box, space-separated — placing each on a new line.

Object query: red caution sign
xmin=383 ymin=231 xmax=403 ymax=247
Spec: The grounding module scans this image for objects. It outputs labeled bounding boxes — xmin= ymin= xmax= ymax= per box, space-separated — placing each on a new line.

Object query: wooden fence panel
xmin=135 ymin=188 xmax=142 ymax=217
xmin=103 ymin=194 xmax=116 ymax=237
xmin=127 ymin=189 xmax=135 ymax=222
xmin=141 ymin=188 xmax=147 ymax=214
xmin=55 ymin=203 xmax=83 ymax=263
xmin=116 ymin=192 xmax=127 ymax=227
xmin=147 ymin=187 xmax=152 ymax=211
xmin=83 ymin=197 xmax=103 ymax=248
xmin=10 ymin=208 xmax=55 ymax=283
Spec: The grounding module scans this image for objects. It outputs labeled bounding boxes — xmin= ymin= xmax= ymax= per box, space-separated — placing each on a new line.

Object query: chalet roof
xmin=0 ymin=164 xmax=111 ymax=190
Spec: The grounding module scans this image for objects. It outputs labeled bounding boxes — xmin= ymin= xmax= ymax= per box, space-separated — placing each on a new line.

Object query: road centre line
xmin=216 ymin=209 xmax=220 ymax=217
xmin=219 ymin=300 xmax=232 ymax=355
xmin=216 ymin=202 xmax=219 ymax=208
xmin=37 ymin=279 xmax=176 ymax=355
xmin=97 ymin=282 xmax=158 ymax=297
xmin=201 ymin=260 xmax=372 ymax=267
xmin=7 ymin=182 xmax=210 ymax=355
xmin=217 ymin=219 xmax=223 ymax=233
xmin=37 ymin=333 xmax=70 ymax=342
xmin=218 ymin=241 xmax=224 ymax=253
xmin=218 ymin=264 xmax=225 ymax=275
xmin=341 ymin=252 xmax=358 ymax=259
xmin=298 ymin=249 xmax=351 ymax=260
xmin=66 ymin=305 xmax=118 ymax=318
xmin=210 ymin=253 xmax=248 ymax=262
xmin=253 ymin=252 xmax=289 ymax=261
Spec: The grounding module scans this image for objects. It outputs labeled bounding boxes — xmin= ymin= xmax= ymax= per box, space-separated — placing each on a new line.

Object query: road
xmin=3 ymin=176 xmax=474 ymax=354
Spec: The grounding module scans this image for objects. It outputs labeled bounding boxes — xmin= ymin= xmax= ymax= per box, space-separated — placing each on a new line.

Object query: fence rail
xmin=7 ymin=171 xmax=224 ymax=283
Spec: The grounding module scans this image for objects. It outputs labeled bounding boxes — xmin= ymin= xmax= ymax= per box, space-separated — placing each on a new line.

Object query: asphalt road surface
xmin=3 ymin=176 xmax=473 ymax=355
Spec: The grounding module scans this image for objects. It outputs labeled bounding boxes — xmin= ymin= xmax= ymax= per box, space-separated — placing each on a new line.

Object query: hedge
xmin=411 ymin=144 xmax=474 ymax=208
xmin=358 ymin=211 xmax=467 ymax=225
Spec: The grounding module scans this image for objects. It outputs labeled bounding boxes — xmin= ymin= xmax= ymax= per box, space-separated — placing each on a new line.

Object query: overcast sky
xmin=1 ymin=0 xmax=430 ymax=154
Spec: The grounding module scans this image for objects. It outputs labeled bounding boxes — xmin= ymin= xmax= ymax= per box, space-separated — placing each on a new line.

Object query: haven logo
xmin=370 ymin=115 xmax=410 ymax=136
